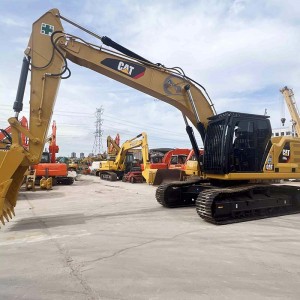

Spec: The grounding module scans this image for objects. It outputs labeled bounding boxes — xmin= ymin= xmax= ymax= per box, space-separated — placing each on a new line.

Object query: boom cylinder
xmin=57 ymin=14 xmax=152 ymax=64
xmin=184 ymin=84 xmax=206 ymax=141
xmin=101 ymin=36 xmax=152 ymax=64
xmin=182 ymin=114 xmax=202 ymax=168
xmin=13 ymin=57 xmax=30 ymax=117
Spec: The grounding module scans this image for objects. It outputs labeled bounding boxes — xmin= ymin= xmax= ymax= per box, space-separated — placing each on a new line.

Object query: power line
xmin=1 ymin=107 xmax=187 ymax=136
xmin=1 ymin=105 xmax=186 ymax=134
xmin=1 ymin=103 xmax=199 ymax=144
xmin=92 ymin=107 xmax=104 ymax=155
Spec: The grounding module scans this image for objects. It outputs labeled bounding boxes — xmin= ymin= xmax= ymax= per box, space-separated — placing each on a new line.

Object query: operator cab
xmin=124 ymin=152 xmax=135 ymax=173
xmin=203 ymin=111 xmax=272 ymax=174
xmin=40 ymin=151 xmax=51 ymax=163
xmin=170 ymin=155 xmax=188 ymax=165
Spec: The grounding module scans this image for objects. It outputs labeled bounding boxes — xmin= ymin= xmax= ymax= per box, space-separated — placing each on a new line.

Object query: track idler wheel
xmin=156 ymin=183 xmax=182 ymax=208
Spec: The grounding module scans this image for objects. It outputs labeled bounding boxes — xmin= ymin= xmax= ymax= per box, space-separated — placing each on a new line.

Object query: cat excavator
xmin=1 ymin=8 xmax=300 ymax=226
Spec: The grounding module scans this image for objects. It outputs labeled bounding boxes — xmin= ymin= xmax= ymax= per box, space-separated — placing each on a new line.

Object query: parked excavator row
xmin=1 ymin=8 xmax=300 ymax=226
xmin=98 ymin=132 xmax=148 ymax=181
xmin=101 ymin=133 xmax=194 ymax=185
xmin=89 ymin=134 xmax=121 ymax=176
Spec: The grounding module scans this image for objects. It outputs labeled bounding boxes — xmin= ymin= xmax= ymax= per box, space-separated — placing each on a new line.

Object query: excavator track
xmin=156 ymin=179 xmax=204 ymax=208
xmin=99 ymin=171 xmax=118 ymax=182
xmin=196 ymin=184 xmax=300 ymax=225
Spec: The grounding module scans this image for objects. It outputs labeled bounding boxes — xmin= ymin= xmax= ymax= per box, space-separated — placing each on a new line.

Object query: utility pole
xmin=92 ymin=107 xmax=104 ymax=155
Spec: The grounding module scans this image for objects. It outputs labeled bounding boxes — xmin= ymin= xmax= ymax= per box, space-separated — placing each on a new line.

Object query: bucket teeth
xmin=3 ymin=211 xmax=9 ymax=222
xmin=1 ymin=206 xmax=16 ymax=226
xmin=6 ymin=209 xmax=13 ymax=219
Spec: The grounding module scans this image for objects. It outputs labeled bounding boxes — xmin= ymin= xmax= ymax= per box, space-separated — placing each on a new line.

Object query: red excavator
xmin=0 ymin=116 xmax=28 ymax=149
xmin=142 ymin=148 xmax=191 ymax=185
xmin=32 ymin=121 xmax=74 ymax=185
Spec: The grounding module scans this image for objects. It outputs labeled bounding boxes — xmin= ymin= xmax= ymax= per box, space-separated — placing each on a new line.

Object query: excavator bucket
xmin=0 ymin=148 xmax=27 ymax=226
xmin=152 ymin=169 xmax=185 ymax=186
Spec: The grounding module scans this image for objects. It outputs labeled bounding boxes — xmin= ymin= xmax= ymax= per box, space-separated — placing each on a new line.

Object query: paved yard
xmin=1 ymin=175 xmax=300 ymax=299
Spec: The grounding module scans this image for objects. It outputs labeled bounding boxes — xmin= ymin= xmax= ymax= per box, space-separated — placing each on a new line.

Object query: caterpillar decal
xmin=101 ymin=58 xmax=145 ymax=79
xmin=279 ymin=142 xmax=291 ymax=163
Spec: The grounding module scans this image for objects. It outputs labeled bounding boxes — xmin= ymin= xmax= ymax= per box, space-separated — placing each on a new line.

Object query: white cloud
xmin=1 ymin=0 xmax=300 ymax=156
xmin=0 ymin=17 xmax=25 ymax=27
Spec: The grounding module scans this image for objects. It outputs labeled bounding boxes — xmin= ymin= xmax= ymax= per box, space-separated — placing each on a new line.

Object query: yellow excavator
xmin=98 ymin=132 xmax=149 ymax=181
xmin=1 ymin=8 xmax=300 ymax=226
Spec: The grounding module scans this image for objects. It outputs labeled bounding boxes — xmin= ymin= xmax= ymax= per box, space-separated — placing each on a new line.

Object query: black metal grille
xmin=204 ymin=119 xmax=226 ymax=173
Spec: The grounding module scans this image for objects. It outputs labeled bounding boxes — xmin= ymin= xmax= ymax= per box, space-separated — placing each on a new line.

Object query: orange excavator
xmin=32 ymin=121 xmax=74 ymax=185
xmin=107 ymin=133 xmax=120 ymax=157
xmin=163 ymin=149 xmax=190 ymax=169
xmin=48 ymin=120 xmax=59 ymax=163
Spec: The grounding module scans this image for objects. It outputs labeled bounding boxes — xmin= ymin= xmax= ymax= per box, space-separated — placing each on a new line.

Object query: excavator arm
xmin=281 ymin=86 xmax=300 ymax=137
xmin=0 ymin=8 xmax=215 ymax=225
xmin=113 ymin=132 xmax=148 ymax=170
xmin=107 ymin=135 xmax=121 ymax=156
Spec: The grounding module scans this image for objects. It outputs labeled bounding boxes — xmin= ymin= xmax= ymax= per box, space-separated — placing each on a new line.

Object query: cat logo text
xmin=101 ymin=58 xmax=145 ymax=79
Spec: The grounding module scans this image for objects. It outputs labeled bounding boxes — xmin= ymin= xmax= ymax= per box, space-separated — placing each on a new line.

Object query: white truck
xmin=89 ymin=161 xmax=101 ymax=176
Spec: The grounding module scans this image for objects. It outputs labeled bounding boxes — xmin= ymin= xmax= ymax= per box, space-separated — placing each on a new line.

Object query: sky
xmin=0 ymin=0 xmax=300 ymax=157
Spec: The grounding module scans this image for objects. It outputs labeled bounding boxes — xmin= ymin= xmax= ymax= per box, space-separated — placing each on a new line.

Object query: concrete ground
xmin=1 ymin=175 xmax=300 ymax=300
